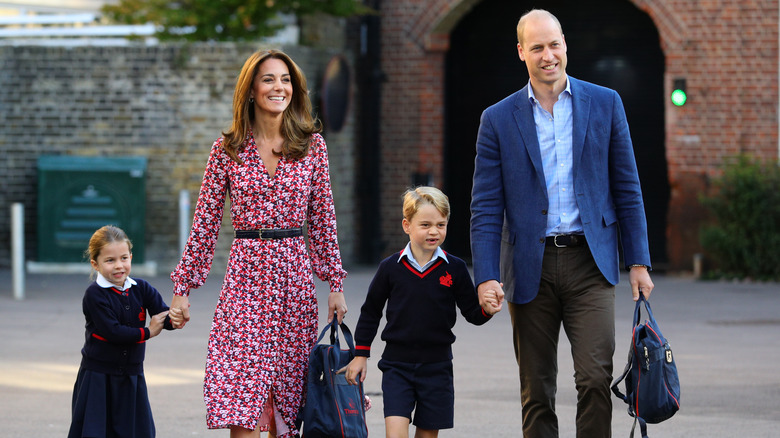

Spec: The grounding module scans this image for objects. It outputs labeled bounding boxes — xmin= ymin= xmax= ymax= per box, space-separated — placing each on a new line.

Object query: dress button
xmin=125 ymin=305 xmax=131 ymax=310
xmin=539 ymin=237 xmax=545 ymax=244
xmin=542 ymin=209 xmax=547 ymax=215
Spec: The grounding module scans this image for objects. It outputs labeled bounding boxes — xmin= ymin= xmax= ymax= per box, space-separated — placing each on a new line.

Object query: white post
xmin=11 ymin=203 xmax=25 ymax=300
xmin=179 ymin=189 xmax=190 ymax=255
xmin=693 ymin=253 xmax=703 ymax=279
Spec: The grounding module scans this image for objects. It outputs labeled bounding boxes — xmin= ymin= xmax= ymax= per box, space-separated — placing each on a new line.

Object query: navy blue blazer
xmin=470 ymin=76 xmax=651 ymax=304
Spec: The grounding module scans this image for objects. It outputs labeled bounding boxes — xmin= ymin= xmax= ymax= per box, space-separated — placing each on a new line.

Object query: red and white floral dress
xmin=171 ymin=132 xmax=346 ymax=436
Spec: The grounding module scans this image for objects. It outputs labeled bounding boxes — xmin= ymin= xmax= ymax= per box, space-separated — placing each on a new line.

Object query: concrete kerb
xmin=0 ymin=268 xmax=778 ymax=437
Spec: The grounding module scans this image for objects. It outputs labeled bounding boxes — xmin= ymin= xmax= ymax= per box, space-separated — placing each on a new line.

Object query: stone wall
xmin=0 ymin=43 xmax=358 ymax=274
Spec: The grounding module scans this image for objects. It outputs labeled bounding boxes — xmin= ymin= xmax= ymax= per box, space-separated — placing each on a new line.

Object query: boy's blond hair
xmin=402 ymin=186 xmax=450 ymax=221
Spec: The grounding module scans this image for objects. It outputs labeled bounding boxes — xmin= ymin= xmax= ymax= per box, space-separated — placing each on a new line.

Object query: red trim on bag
xmin=631 ymin=327 xmax=642 ymax=416
xmin=631 ymin=324 xmax=681 ymax=418
xmin=645 ymin=325 xmax=680 ymax=409
xmin=326 ymin=345 xmax=347 ymax=436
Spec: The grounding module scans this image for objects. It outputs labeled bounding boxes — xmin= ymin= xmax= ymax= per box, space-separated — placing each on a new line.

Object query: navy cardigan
xmin=79 ymin=278 xmax=173 ymax=375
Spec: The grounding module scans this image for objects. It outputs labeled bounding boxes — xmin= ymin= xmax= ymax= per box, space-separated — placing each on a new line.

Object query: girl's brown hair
xmin=221 ymin=49 xmax=321 ymax=164
xmin=85 ymin=225 xmax=133 ymax=278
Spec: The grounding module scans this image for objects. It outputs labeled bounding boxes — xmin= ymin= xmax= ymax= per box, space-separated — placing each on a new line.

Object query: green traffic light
xmin=671 ymin=89 xmax=687 ymax=106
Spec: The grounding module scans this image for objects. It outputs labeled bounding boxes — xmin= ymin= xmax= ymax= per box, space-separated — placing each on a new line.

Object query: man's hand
xmin=480 ymin=288 xmax=503 ymax=315
xmin=478 ymin=280 xmax=505 ymax=311
xmin=629 ymin=266 xmax=654 ymax=301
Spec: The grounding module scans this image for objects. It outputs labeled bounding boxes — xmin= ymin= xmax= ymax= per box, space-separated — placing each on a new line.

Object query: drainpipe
xmin=356 ymin=0 xmax=385 ymax=263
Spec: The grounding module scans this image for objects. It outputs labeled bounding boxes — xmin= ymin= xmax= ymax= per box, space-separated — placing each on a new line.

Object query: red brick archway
xmin=376 ymin=0 xmax=778 ymax=271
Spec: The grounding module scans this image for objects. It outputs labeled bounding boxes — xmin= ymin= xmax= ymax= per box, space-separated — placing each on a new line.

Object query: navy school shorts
xmin=378 ymin=359 xmax=454 ymax=430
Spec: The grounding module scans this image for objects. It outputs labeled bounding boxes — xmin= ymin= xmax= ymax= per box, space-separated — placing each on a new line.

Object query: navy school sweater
xmin=80 ymin=278 xmax=174 ymax=375
xmin=353 ymin=251 xmax=492 ymax=363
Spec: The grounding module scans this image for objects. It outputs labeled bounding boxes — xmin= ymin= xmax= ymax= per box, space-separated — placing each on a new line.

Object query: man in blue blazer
xmin=470 ymin=9 xmax=655 ymax=437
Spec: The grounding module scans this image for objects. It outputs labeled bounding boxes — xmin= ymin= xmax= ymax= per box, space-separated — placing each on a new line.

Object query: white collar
xmin=96 ymin=272 xmax=137 ymax=290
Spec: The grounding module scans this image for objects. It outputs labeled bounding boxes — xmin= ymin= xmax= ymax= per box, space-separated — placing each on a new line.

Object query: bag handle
xmin=632 ymin=293 xmax=657 ymax=328
xmin=313 ymin=312 xmax=357 ymax=354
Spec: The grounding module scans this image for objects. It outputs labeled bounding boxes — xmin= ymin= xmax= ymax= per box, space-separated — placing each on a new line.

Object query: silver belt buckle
xmin=554 ymin=235 xmax=566 ymax=248
xmin=259 ymin=228 xmax=271 ymax=240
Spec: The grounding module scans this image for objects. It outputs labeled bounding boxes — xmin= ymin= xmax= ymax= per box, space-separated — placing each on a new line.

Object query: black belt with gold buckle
xmin=234 ymin=228 xmax=303 ymax=240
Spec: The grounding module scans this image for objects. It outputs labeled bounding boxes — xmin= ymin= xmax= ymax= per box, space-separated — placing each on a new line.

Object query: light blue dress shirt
xmin=398 ymin=242 xmax=448 ymax=272
xmin=527 ymin=78 xmax=583 ymax=236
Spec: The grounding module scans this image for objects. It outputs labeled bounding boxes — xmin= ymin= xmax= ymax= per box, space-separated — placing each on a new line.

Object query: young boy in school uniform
xmin=344 ymin=186 xmax=501 ymax=438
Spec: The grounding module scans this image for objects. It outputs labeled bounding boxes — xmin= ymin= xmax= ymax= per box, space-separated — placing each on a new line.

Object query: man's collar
xmin=527 ymin=76 xmax=571 ymax=103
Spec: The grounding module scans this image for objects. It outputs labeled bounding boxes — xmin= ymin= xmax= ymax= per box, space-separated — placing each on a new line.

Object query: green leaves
xmin=101 ymin=0 xmax=371 ymax=41
xmin=700 ymin=155 xmax=780 ymax=281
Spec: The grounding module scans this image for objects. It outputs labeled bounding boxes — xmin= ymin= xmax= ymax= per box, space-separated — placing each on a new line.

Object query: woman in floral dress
xmin=169 ymin=49 xmax=348 ymax=438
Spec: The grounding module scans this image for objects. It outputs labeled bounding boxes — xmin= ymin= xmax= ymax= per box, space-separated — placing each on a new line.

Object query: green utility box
xmin=37 ymin=156 xmax=147 ymax=263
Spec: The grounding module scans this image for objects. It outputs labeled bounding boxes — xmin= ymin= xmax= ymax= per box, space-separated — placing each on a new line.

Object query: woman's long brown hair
xmin=221 ymin=49 xmax=322 ymax=164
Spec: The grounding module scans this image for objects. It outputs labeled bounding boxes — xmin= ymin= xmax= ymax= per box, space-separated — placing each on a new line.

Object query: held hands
xmin=169 ymin=294 xmax=191 ymax=329
xmin=148 ymin=310 xmax=169 ymax=338
xmin=481 ymin=289 xmax=503 ymax=315
xmin=478 ymin=280 xmax=505 ymax=315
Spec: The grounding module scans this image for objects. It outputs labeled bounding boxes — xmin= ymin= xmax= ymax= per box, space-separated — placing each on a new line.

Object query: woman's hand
xmin=327 ymin=292 xmax=347 ymax=324
xmin=169 ymin=294 xmax=191 ymax=328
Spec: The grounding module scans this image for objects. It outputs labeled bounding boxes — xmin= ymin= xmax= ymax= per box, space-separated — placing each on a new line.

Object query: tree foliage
xmin=101 ymin=0 xmax=371 ymax=41
xmin=699 ymin=155 xmax=780 ymax=281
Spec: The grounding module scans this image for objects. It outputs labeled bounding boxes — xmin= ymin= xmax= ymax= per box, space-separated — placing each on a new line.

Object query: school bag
xmin=300 ymin=314 xmax=369 ymax=438
xmin=611 ymin=293 xmax=681 ymax=438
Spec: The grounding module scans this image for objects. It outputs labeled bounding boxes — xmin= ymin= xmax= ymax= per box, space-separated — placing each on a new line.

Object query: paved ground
xmin=1 ymin=266 xmax=779 ymax=437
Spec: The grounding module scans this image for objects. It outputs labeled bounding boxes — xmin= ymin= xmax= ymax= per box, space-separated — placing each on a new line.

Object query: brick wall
xmin=2 ymin=1 xmax=778 ymax=274
xmin=648 ymin=0 xmax=779 ymax=268
xmin=378 ymin=0 xmax=779 ymax=270
xmin=377 ymin=0 xmax=449 ymax=257
xmin=0 ymin=43 xmax=358 ymax=274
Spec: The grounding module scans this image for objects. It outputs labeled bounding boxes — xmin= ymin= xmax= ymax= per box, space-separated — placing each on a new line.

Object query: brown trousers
xmin=506 ymin=244 xmax=615 ymax=438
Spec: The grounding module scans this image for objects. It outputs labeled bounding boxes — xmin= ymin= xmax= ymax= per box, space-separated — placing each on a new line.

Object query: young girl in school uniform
xmin=68 ymin=225 xmax=174 ymax=438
